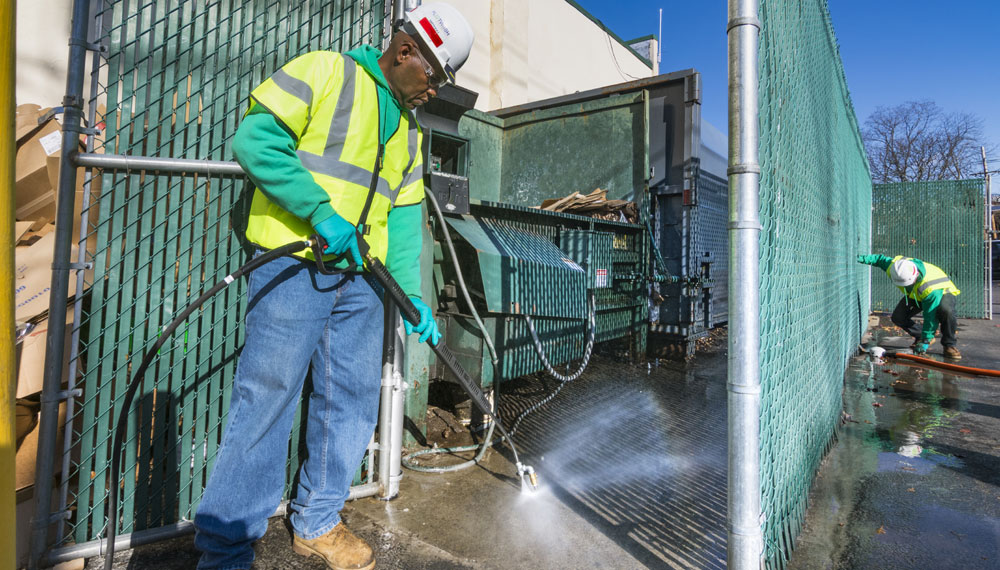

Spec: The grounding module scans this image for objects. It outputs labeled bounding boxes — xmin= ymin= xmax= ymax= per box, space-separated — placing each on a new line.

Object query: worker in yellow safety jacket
xmin=857 ymin=254 xmax=962 ymax=360
xmin=193 ymin=5 xmax=475 ymax=570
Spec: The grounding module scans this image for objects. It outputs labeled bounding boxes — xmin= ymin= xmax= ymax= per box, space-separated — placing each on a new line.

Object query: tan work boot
xmin=292 ymin=522 xmax=375 ymax=570
xmin=943 ymin=346 xmax=962 ymax=360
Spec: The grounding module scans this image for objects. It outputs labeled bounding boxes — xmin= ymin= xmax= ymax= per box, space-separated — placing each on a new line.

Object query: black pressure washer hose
xmin=103 ymin=235 xmax=533 ymax=569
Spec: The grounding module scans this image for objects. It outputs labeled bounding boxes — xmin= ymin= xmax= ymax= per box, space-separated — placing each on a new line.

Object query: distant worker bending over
xmin=857 ymin=254 xmax=961 ymax=360
xmin=193 ymin=4 xmax=474 ymax=570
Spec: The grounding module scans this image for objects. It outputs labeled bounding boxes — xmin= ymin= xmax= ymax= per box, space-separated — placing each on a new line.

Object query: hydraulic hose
xmin=104 ymin=234 xmax=533 ymax=569
xmin=104 ymin=239 xmax=313 ymax=570
xmin=506 ymin=294 xmax=596 ymax=438
xmin=890 ymin=353 xmax=1000 ymax=377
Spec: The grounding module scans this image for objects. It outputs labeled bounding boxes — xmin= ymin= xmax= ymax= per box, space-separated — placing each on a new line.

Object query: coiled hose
xmin=402 ymin=190 xmax=500 ymax=473
xmin=403 ymin=192 xmax=598 ymax=470
xmin=505 ymin=294 xmax=596 ymax=438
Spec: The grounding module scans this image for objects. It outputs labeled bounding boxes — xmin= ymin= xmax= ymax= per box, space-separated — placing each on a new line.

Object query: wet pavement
xmin=788 ymin=286 xmax=1000 ymax=570
xmin=84 ymin=334 xmax=730 ymax=570
xmin=79 ymin=288 xmax=1000 ymax=570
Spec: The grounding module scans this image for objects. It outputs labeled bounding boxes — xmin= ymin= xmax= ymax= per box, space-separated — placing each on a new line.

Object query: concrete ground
xmin=84 ymin=332 xmax=729 ymax=570
xmin=788 ymin=285 xmax=1000 ymax=570
xmin=79 ymin=286 xmax=1000 ymax=570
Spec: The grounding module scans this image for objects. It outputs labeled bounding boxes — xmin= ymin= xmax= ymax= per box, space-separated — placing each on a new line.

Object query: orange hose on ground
xmin=892 ymin=353 xmax=1000 ymax=377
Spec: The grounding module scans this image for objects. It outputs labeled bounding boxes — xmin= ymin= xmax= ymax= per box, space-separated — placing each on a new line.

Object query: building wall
xmin=450 ymin=0 xmax=657 ymax=111
xmin=16 ymin=0 xmax=71 ymax=108
xmin=15 ymin=0 xmax=658 ymax=113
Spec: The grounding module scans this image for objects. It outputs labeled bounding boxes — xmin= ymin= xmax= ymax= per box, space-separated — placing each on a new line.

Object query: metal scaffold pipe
xmin=29 ymin=0 xmax=92 ymax=567
xmin=726 ymin=0 xmax=764 ymax=569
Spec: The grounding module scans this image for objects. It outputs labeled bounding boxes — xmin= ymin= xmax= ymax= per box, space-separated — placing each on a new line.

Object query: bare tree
xmin=862 ymin=101 xmax=992 ymax=183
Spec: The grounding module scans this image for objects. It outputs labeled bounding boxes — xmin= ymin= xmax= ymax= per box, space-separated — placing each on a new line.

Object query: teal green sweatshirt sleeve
xmin=385 ymin=204 xmax=424 ymax=299
xmin=232 ymin=107 xmax=336 ymax=227
xmin=918 ymin=289 xmax=943 ymax=340
xmin=857 ymin=253 xmax=894 ymax=271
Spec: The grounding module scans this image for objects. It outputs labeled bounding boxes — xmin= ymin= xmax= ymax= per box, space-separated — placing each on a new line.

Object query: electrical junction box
xmin=427 ymin=171 xmax=469 ymax=215
xmin=559 ymin=229 xmax=614 ymax=289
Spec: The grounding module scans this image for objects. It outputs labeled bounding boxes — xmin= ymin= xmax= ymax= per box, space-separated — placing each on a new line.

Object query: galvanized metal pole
xmin=393 ymin=0 xmax=420 ymax=23
xmin=378 ymin=302 xmax=405 ymax=500
xmin=726 ymin=0 xmax=764 ymax=568
xmin=28 ymin=1 xmax=92 ymax=567
xmin=0 ymin=1 xmax=17 ymax=567
xmin=982 ymin=147 xmax=992 ymax=319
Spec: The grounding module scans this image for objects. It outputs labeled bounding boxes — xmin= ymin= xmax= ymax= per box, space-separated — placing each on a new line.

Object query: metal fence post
xmin=726 ymin=0 xmax=763 ymax=569
xmin=28 ymin=0 xmax=91 ymax=567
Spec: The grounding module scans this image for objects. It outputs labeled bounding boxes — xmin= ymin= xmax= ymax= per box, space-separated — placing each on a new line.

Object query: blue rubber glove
xmin=314 ymin=214 xmax=362 ymax=270
xmin=403 ymin=297 xmax=441 ymax=346
xmin=913 ymin=341 xmax=929 ymax=354
xmin=857 ymin=254 xmax=876 ymax=264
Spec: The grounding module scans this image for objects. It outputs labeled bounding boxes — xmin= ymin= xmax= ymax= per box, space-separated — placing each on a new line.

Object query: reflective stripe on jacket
xmin=888 ymin=255 xmax=961 ymax=300
xmin=245 ymin=51 xmax=424 ymax=262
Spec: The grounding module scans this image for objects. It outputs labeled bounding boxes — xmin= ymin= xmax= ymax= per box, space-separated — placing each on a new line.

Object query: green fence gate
xmin=871 ymin=179 xmax=989 ymax=318
xmin=757 ymin=0 xmax=872 ymax=567
xmin=40 ymin=0 xmax=390 ymax=556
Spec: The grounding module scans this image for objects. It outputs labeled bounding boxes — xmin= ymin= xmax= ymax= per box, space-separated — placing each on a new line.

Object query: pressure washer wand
xmin=332 ymin=234 xmax=537 ymax=490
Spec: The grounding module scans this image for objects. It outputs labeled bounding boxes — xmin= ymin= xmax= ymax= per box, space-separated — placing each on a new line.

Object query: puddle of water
xmin=877 ymin=451 xmax=965 ymax=475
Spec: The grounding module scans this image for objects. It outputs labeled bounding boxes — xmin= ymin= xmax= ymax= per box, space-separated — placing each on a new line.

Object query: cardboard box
xmin=16 ymin=314 xmax=75 ymax=399
xmin=15 ymin=104 xmax=102 ymax=249
xmin=15 ymin=104 xmax=61 ymax=222
xmin=15 ymin=400 xmax=67 ymax=492
xmin=14 ymin=229 xmax=80 ymax=322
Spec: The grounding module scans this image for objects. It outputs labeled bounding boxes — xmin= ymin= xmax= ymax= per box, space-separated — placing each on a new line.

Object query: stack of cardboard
xmin=13 ymin=103 xmax=99 ymax=495
xmin=538 ymin=188 xmax=639 ymax=224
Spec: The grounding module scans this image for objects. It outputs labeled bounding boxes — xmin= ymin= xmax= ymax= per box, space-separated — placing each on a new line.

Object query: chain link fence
xmin=51 ymin=0 xmax=389 ymax=548
xmin=757 ymin=0 xmax=872 ymax=567
xmin=871 ymin=179 xmax=989 ymax=318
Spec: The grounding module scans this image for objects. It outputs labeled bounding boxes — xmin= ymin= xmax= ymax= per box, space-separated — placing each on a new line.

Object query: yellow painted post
xmin=0 ymin=1 xmax=18 ymax=569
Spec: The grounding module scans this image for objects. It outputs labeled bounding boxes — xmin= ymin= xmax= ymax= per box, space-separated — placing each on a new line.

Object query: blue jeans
xmin=193 ymin=252 xmax=384 ymax=570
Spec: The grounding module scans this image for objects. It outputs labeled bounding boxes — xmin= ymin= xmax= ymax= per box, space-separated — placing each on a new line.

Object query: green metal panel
xmin=434 ymin=202 xmax=648 ymax=386
xmin=560 ymin=230 xmax=615 ymax=289
xmin=757 ymin=1 xmax=873 ymax=568
xmin=444 ymin=216 xmax=588 ymax=319
xmin=871 ymin=180 xmax=988 ymax=318
xmin=499 ymin=93 xmax=648 ymax=206
xmin=67 ymin=0 xmax=387 ymax=545
xmin=458 ymin=110 xmax=504 ymax=203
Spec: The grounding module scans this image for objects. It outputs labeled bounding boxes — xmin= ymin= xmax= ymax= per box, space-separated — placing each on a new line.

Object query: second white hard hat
xmin=403 ymin=3 xmax=474 ymax=84
xmin=889 ymin=259 xmax=919 ymax=287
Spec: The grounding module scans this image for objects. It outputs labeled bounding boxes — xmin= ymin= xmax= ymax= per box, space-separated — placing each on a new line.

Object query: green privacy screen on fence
xmin=871 ymin=180 xmax=988 ymax=319
xmin=757 ymin=0 xmax=872 ymax=568
xmin=65 ymin=0 xmax=387 ymax=545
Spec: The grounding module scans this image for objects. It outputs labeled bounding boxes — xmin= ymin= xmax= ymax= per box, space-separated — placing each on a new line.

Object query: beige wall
xmin=16 ymin=0 xmax=72 ymax=108
xmin=452 ymin=0 xmax=657 ymax=112
xmin=15 ymin=0 xmax=656 ymax=113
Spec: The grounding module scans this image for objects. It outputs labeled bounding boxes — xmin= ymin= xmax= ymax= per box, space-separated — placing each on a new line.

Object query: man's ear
xmin=395 ymin=41 xmax=415 ymax=66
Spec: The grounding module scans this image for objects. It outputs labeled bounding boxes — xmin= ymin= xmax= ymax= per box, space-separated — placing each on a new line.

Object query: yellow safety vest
xmin=888 ymin=255 xmax=960 ymax=301
xmin=244 ymin=51 xmax=424 ymax=262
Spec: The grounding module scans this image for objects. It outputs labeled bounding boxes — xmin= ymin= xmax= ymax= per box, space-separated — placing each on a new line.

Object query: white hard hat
xmin=403 ymin=3 xmax=474 ymax=84
xmin=889 ymin=259 xmax=919 ymax=287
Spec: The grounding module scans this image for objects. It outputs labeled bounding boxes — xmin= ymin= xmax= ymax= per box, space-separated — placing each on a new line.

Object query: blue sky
xmin=573 ymin=0 xmax=1000 ymax=169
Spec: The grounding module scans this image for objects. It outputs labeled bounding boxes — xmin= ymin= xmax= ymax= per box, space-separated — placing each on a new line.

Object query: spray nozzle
xmin=516 ymin=462 xmax=539 ymax=492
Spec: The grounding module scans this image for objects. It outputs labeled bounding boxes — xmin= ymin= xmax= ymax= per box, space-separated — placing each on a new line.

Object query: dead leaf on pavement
xmin=907 ymin=488 xmax=915 ymax=492
xmin=873 ymin=402 xmax=883 ymax=407
xmin=876 ymin=526 xmax=886 ymax=535
xmin=959 ymin=428 xmax=971 ymax=434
